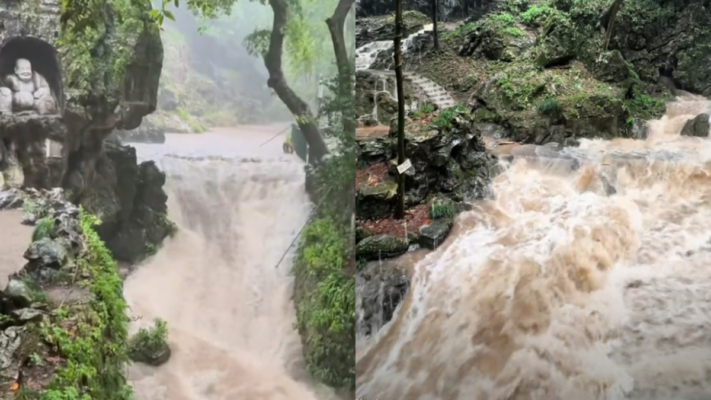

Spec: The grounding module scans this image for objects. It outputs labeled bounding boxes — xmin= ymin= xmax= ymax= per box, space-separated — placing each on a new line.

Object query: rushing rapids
xmin=122 ymin=128 xmax=338 ymax=400
xmin=356 ymin=95 xmax=711 ymax=400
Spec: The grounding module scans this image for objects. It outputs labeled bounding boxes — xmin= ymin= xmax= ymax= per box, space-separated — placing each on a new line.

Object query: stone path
xmin=0 ymin=210 xmax=32 ymax=288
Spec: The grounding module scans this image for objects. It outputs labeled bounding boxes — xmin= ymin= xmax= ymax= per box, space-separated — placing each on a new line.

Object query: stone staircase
xmin=404 ymin=72 xmax=457 ymax=110
xmin=356 ymin=24 xmax=458 ymax=111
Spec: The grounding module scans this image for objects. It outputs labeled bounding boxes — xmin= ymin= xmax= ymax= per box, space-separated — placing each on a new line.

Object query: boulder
xmin=418 ymin=218 xmax=453 ymax=249
xmin=356 ymin=234 xmax=409 ymax=260
xmin=355 ymin=11 xmax=430 ymax=48
xmin=357 ymin=180 xmax=398 ymax=220
xmin=680 ymin=114 xmax=710 ymax=137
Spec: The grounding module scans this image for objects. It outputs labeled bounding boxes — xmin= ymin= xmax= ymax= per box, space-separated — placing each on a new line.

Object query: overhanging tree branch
xmin=266 ymin=0 xmax=330 ymax=163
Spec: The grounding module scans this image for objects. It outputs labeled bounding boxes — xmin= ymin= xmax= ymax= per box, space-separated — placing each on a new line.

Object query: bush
xmin=128 ymin=318 xmax=171 ymax=366
xmin=31 ymin=217 xmax=55 ymax=242
xmin=538 ymin=96 xmax=562 ymax=115
xmin=430 ymin=202 xmax=456 ymax=219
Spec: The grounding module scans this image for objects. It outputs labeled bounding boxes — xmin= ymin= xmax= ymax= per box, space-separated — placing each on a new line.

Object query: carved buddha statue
xmin=0 ymin=58 xmax=57 ymax=115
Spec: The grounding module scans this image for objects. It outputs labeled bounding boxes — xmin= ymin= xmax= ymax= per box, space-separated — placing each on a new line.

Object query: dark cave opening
xmin=0 ymin=36 xmax=64 ymax=111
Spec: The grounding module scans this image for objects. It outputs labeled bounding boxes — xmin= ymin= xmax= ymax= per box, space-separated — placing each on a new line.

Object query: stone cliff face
xmin=0 ymin=0 xmax=168 ymax=262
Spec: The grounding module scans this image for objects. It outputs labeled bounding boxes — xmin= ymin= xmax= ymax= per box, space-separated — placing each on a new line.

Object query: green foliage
xmin=294 ymin=217 xmax=355 ymax=389
xmin=128 ymin=319 xmax=169 ymax=360
xmin=38 ymin=208 xmax=132 ymax=400
xmin=520 ymin=5 xmax=557 ymax=27
xmin=32 ymin=217 xmax=55 ymax=242
xmin=410 ymin=103 xmax=436 ymax=119
xmin=23 ymin=199 xmax=50 ymax=219
xmin=420 ymin=104 xmax=436 ymax=114
xmin=504 ymin=26 xmax=525 ymax=37
xmin=538 ymin=96 xmax=562 ymax=115
xmin=486 ymin=12 xmax=517 ymax=27
xmin=243 ymin=29 xmax=272 ymax=58
xmin=434 ymin=104 xmax=469 ymax=129
xmin=292 ymin=71 xmax=355 ymax=389
xmin=625 ymin=88 xmax=667 ymax=119
xmin=430 ymin=202 xmax=456 ymax=219
xmin=59 ymin=0 xmax=154 ymax=94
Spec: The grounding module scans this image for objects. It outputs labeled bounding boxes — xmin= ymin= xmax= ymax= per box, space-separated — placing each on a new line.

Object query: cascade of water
xmin=356 ymin=95 xmax=711 ymax=400
xmin=355 ymin=24 xmax=434 ymax=71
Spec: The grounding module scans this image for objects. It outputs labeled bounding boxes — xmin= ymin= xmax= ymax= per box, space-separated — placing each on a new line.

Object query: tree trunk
xmin=431 ymin=0 xmax=439 ymax=52
xmin=602 ymin=0 xmax=624 ymax=50
xmin=266 ymin=0 xmax=330 ymax=164
xmin=394 ymin=0 xmax=406 ymax=220
xmin=326 ymin=0 xmax=356 ymax=136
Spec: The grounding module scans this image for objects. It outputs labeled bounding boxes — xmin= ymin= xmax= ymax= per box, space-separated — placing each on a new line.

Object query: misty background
xmin=145 ymin=1 xmax=356 ymax=132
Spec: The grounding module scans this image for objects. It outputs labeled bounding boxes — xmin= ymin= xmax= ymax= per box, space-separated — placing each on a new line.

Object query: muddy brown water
xmin=356 ymin=95 xmax=711 ymax=400
xmin=125 ymin=126 xmax=341 ymax=400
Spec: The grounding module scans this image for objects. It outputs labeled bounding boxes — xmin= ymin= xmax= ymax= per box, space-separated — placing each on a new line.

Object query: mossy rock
xmin=356 ymin=234 xmax=409 ymax=261
xmin=357 ymin=180 xmax=398 ymax=220
xmin=534 ymin=15 xmax=577 ymax=68
xmin=127 ymin=319 xmax=171 ymax=367
xmin=128 ymin=341 xmax=171 ymax=366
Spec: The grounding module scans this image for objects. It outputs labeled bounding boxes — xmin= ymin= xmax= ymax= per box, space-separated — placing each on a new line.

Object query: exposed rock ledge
xmin=0 ymin=188 xmax=171 ymax=395
xmin=0 ymin=189 xmax=142 ymax=395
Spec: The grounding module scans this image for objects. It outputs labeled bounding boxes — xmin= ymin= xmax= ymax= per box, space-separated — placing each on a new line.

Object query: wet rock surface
xmin=355 ymin=11 xmax=430 ymax=48
xmin=85 ymin=140 xmax=173 ymax=263
xmin=357 ymin=107 xmax=496 ymax=216
xmin=356 ymin=70 xmax=426 ymax=125
xmin=418 ymin=218 xmax=453 ymax=249
xmin=357 ymin=261 xmax=410 ymax=337
xmin=356 ymin=234 xmax=410 ymax=261
xmin=680 ymin=113 xmax=710 ymax=138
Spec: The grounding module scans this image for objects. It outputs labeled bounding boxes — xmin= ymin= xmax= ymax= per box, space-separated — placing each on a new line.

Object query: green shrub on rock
xmin=128 ymin=318 xmax=171 ymax=366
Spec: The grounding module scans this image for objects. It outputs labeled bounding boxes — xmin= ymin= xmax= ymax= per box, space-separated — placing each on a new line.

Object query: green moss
xmin=624 ymin=87 xmax=668 ymax=119
xmin=294 ymin=218 xmax=355 ymax=389
xmin=504 ymin=27 xmax=525 ymax=37
xmin=36 ymin=208 xmax=132 ymax=399
xmin=520 ymin=4 xmax=558 ymax=26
